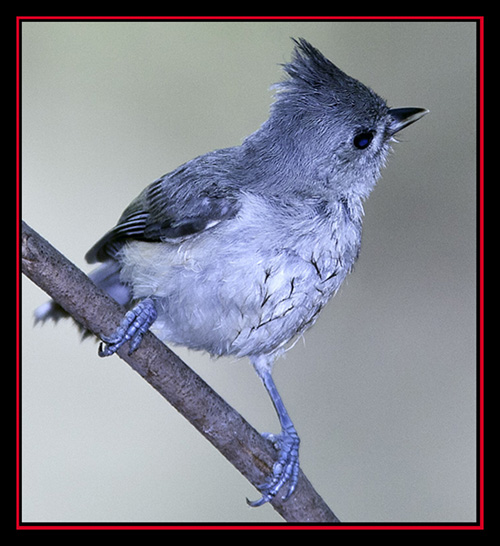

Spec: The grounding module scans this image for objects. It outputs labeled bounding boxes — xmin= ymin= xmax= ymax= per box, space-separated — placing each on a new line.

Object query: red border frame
xmin=16 ymin=15 xmax=485 ymax=531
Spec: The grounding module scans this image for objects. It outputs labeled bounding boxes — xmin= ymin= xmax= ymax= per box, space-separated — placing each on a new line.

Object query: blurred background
xmin=21 ymin=19 xmax=478 ymax=524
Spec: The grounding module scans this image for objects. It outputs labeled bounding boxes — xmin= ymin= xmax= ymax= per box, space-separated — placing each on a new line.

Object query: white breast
xmin=118 ymin=192 xmax=362 ymax=359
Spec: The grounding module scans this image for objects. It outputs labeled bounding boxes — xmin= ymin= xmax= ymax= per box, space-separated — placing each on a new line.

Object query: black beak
xmin=388 ymin=107 xmax=429 ymax=135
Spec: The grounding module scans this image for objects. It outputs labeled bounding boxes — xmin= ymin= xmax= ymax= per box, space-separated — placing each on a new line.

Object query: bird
xmin=36 ymin=38 xmax=428 ymax=507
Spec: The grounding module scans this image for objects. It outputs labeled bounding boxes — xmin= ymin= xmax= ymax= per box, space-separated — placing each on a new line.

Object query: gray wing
xmin=85 ymin=153 xmax=241 ymax=264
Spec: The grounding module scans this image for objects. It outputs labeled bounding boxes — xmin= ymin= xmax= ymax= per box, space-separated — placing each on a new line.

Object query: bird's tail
xmin=34 ymin=260 xmax=132 ymax=325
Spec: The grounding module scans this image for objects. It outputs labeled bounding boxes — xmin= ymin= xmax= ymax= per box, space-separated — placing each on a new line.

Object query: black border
xmin=16 ymin=15 xmax=485 ymax=531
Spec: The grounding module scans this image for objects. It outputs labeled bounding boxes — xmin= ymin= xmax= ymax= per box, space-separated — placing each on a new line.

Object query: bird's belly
xmin=120 ymin=236 xmax=352 ymax=359
xmin=118 ymin=193 xmax=362 ymax=359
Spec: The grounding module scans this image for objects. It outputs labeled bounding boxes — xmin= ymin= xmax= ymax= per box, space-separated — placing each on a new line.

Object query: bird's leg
xmin=98 ymin=297 xmax=157 ymax=357
xmin=248 ymin=364 xmax=300 ymax=506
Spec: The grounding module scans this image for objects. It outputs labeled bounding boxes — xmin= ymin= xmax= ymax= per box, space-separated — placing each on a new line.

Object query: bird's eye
xmin=353 ymin=131 xmax=374 ymax=150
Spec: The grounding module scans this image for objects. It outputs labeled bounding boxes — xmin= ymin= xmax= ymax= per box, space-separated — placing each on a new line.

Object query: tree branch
xmin=21 ymin=220 xmax=340 ymax=524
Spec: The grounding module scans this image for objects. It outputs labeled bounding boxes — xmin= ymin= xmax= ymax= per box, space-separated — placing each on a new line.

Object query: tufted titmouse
xmin=36 ymin=38 xmax=428 ymax=506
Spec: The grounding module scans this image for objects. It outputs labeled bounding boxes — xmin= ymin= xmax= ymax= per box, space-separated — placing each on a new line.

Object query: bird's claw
xmin=98 ymin=298 xmax=157 ymax=357
xmin=247 ymin=428 xmax=300 ymax=507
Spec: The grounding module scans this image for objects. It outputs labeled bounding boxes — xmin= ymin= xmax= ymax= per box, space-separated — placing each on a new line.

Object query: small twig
xmin=21 ymin=220 xmax=340 ymax=524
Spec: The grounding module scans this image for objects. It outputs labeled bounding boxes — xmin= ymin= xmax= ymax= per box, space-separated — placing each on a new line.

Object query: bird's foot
xmin=247 ymin=426 xmax=300 ymax=507
xmin=98 ymin=297 xmax=157 ymax=357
